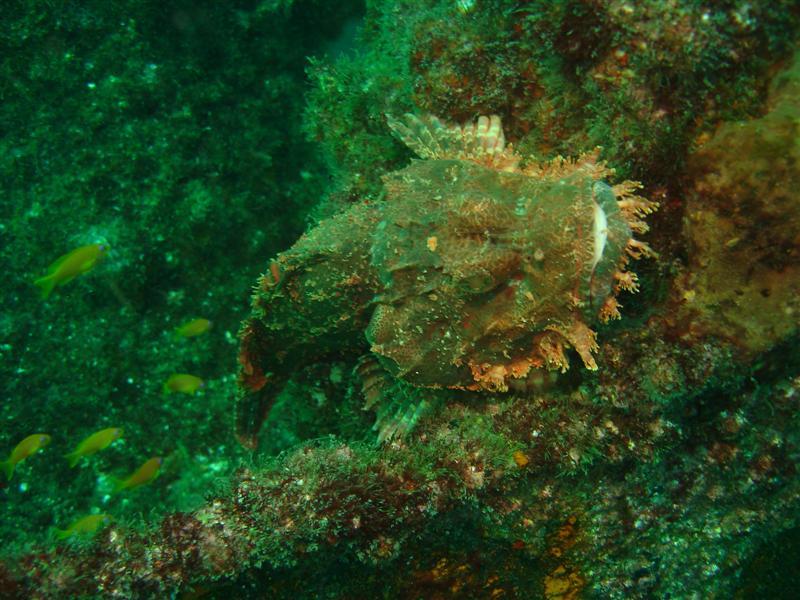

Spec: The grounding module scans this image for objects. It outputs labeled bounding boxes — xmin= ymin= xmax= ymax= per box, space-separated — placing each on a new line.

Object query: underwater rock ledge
xmin=2 ymin=319 xmax=798 ymax=598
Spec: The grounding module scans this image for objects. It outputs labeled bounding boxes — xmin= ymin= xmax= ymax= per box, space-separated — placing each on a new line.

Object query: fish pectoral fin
xmin=355 ymin=355 xmax=436 ymax=445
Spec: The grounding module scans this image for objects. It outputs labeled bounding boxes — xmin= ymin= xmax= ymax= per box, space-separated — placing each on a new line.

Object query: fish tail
xmin=33 ymin=274 xmax=57 ymax=299
xmin=112 ymin=478 xmax=126 ymax=493
xmin=64 ymin=452 xmax=81 ymax=468
xmin=53 ymin=528 xmax=71 ymax=540
xmin=0 ymin=460 xmax=14 ymax=480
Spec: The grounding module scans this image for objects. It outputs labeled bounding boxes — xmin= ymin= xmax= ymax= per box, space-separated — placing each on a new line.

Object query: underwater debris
xmin=236 ymin=113 xmax=656 ymax=448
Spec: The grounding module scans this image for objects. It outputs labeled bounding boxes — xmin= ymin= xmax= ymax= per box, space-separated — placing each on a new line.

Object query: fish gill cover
xmin=0 ymin=1 xmax=799 ymax=599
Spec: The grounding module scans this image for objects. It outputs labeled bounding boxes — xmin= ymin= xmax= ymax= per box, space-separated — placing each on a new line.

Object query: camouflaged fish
xmin=236 ymin=114 xmax=657 ymax=448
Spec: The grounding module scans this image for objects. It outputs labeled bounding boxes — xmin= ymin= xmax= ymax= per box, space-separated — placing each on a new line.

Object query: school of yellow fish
xmin=1 ymin=245 xmax=215 ymax=541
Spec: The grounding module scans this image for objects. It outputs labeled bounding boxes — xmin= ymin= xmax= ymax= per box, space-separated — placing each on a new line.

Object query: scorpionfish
xmin=235 ymin=114 xmax=656 ymax=448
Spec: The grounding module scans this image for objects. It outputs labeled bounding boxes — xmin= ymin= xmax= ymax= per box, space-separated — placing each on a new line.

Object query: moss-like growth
xmin=2 ymin=1 xmax=800 ymax=598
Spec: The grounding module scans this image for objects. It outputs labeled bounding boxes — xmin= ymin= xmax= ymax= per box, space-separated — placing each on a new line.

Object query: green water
xmin=1 ymin=1 xmax=798 ymax=598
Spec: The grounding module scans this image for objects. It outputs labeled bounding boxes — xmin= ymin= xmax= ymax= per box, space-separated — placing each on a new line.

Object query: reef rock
xmin=674 ymin=51 xmax=800 ymax=355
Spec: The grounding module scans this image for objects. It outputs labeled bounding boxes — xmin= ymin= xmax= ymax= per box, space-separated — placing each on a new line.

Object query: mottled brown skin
xmin=236 ymin=203 xmax=381 ymax=448
xmin=368 ymin=158 xmax=631 ymax=389
xmin=237 ymin=115 xmax=652 ymax=448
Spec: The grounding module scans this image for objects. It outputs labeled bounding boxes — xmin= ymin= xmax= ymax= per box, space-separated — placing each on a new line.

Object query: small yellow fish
xmin=54 ymin=513 xmax=113 ymax=540
xmin=163 ymin=373 xmax=205 ymax=394
xmin=175 ymin=318 xmax=212 ymax=338
xmin=34 ymin=243 xmax=109 ymax=299
xmin=64 ymin=427 xmax=123 ymax=467
xmin=114 ymin=456 xmax=163 ymax=492
xmin=0 ymin=433 xmax=51 ymax=480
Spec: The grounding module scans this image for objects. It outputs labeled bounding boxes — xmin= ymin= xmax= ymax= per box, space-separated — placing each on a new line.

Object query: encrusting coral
xmin=236 ymin=113 xmax=657 ymax=448
xmin=1 ymin=322 xmax=794 ymax=599
xmin=671 ymin=49 xmax=800 ymax=356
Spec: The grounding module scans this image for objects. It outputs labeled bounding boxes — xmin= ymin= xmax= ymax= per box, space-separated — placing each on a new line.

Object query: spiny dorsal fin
xmin=387 ymin=113 xmax=521 ymax=172
xmin=522 ymin=148 xmax=614 ymax=181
